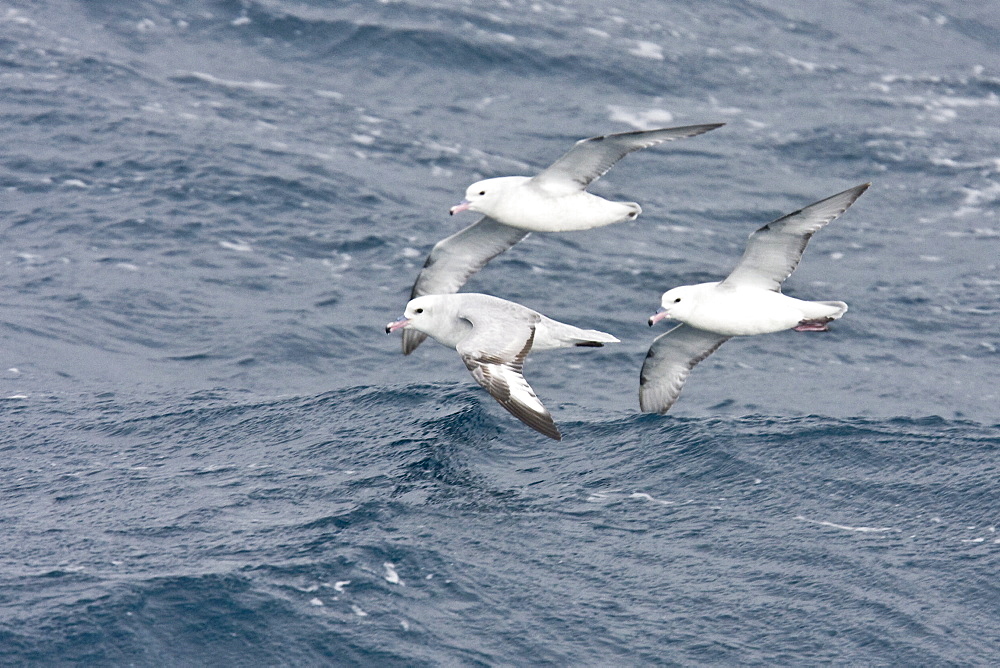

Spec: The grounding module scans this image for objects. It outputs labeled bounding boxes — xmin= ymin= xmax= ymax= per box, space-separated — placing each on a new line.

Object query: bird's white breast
xmin=682 ymin=288 xmax=812 ymax=336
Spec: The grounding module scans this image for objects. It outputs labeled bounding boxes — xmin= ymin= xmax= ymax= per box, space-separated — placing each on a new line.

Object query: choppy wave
xmin=2 ymin=0 xmax=999 ymax=664
xmin=2 ymin=386 xmax=998 ymax=663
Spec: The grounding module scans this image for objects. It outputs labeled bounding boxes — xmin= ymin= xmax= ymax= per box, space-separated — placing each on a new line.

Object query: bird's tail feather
xmin=817 ymin=301 xmax=848 ymax=319
xmin=569 ymin=329 xmax=620 ymax=346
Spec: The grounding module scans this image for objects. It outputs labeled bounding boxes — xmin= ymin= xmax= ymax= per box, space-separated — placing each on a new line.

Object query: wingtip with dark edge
xmin=533 ymin=418 xmax=562 ymax=441
xmin=494 ymin=393 xmax=562 ymax=440
xmin=675 ymin=122 xmax=726 ymax=137
xmin=826 ymin=181 xmax=872 ymax=216
xmin=594 ymin=122 xmax=725 ymax=143
xmin=844 ymin=182 xmax=871 ymax=199
xmin=531 ymin=422 xmax=562 ymax=440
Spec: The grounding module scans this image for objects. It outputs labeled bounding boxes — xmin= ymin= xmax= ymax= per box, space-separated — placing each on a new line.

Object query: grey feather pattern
xmin=721 ymin=183 xmax=870 ymax=292
xmin=639 ymin=324 xmax=730 ymax=414
xmin=460 ymin=327 xmax=561 ymax=440
xmin=532 ymin=123 xmax=725 ymax=191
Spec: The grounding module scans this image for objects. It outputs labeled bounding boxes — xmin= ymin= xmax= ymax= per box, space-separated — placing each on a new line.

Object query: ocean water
xmin=1 ymin=0 xmax=998 ymax=664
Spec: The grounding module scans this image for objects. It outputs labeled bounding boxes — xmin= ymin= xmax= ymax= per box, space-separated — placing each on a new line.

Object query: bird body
xmin=451 ymin=176 xmax=641 ymax=232
xmin=653 ymin=282 xmax=848 ymax=337
xmin=387 ymin=293 xmax=618 ymax=439
xmin=640 ymin=183 xmax=870 ymax=414
xmin=393 ymin=293 xmax=617 ymax=351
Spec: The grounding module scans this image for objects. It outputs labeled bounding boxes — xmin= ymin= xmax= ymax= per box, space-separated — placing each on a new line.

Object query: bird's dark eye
xmin=478 ymin=190 xmax=486 ymax=196
xmin=414 ymin=308 xmax=423 ymax=314
xmin=673 ymin=298 xmax=681 ymax=303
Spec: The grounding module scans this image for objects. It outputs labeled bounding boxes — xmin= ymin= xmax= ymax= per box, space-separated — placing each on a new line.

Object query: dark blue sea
xmin=2 ymin=1 xmax=998 ymax=664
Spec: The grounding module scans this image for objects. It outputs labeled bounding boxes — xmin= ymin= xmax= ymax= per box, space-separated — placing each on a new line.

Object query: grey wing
xmin=459 ymin=325 xmax=561 ymax=440
xmin=639 ymin=324 xmax=730 ymax=415
xmin=531 ymin=123 xmax=725 ymax=192
xmin=402 ymin=216 xmax=529 ymax=354
xmin=721 ymin=183 xmax=870 ymax=292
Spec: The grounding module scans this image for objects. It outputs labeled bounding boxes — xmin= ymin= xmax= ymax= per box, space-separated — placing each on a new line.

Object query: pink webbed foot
xmin=793 ymin=318 xmax=833 ymax=332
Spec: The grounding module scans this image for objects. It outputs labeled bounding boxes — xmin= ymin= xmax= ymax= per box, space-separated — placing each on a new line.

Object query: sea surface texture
xmin=1 ymin=1 xmax=998 ymax=665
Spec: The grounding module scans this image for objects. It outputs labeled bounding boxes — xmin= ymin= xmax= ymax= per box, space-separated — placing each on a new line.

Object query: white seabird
xmin=449 ymin=124 xmax=725 ymax=232
xmin=386 ymin=293 xmax=619 ymax=440
xmin=639 ymin=182 xmax=870 ymax=415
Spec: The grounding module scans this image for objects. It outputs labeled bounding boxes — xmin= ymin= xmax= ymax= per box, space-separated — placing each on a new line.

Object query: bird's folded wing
xmin=721 ymin=183 xmax=870 ymax=292
xmin=459 ymin=326 xmax=561 ymax=440
xmin=402 ymin=216 xmax=529 ymax=354
xmin=639 ymin=324 xmax=730 ymax=414
xmin=531 ymin=123 xmax=724 ymax=193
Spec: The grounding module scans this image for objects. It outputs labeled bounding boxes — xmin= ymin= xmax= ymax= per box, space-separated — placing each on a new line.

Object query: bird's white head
xmin=385 ymin=295 xmax=443 ymax=335
xmin=648 ymin=285 xmax=699 ymax=327
xmin=449 ymin=176 xmax=526 ymax=216
xmin=404 ymin=294 xmax=439 ymax=323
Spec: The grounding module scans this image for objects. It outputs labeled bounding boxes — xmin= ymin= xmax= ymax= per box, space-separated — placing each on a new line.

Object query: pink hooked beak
xmin=647 ymin=308 xmax=670 ymax=327
xmin=449 ymin=200 xmax=471 ymax=216
xmin=385 ymin=317 xmax=410 ymax=334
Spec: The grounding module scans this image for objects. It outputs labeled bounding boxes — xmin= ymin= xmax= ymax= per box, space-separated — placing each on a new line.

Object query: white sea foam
xmin=175 ymin=71 xmax=283 ymax=91
xmin=606 ymin=105 xmax=673 ymax=130
xmin=779 ymin=53 xmax=820 ymax=72
xmin=796 ymin=516 xmax=898 ymax=533
xmin=628 ymin=41 xmax=664 ymax=60
xmin=219 ymin=240 xmax=253 ymax=252
xmin=630 ymin=492 xmax=674 ymax=506
xmin=383 ymin=562 xmax=402 ymax=585
xmin=2 ymin=8 xmax=36 ymax=26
